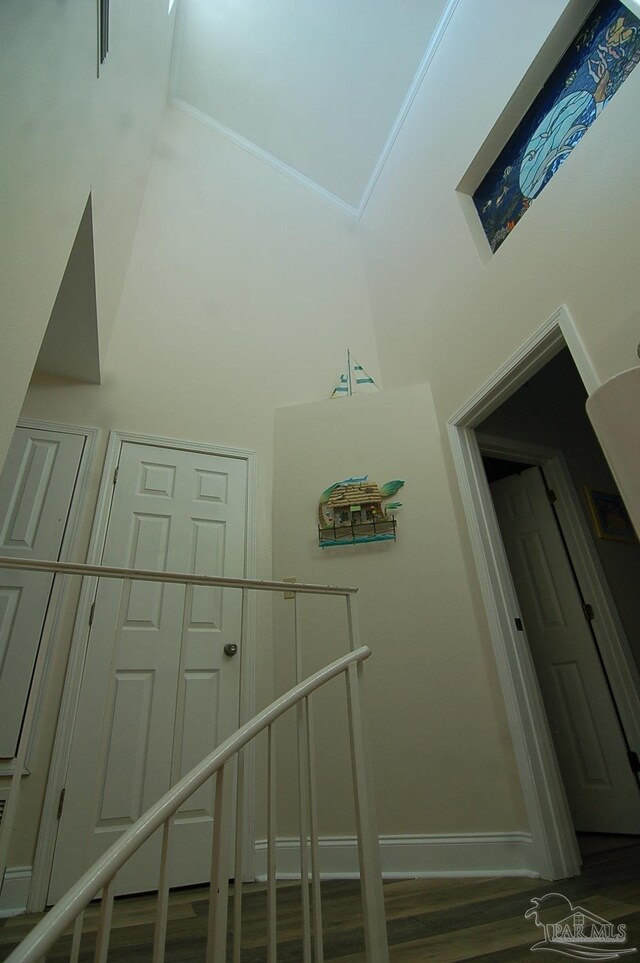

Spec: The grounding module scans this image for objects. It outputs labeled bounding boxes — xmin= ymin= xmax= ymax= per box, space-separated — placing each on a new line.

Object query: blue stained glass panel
xmin=473 ymin=0 xmax=640 ymax=253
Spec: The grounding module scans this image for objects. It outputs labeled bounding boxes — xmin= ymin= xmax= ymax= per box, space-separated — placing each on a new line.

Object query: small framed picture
xmin=585 ymin=487 xmax=638 ymax=543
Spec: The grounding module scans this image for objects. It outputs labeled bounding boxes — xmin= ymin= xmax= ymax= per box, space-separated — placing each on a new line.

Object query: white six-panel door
xmin=49 ymin=441 xmax=247 ymax=901
xmin=491 ymin=466 xmax=640 ymax=833
xmin=0 ymin=427 xmax=85 ymax=758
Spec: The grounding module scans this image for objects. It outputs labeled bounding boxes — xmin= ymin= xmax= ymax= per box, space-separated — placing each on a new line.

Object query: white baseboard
xmin=254 ymin=833 xmax=536 ymax=881
xmin=0 ymin=866 xmax=32 ymax=918
xmin=0 ymin=837 xmax=535 ymax=916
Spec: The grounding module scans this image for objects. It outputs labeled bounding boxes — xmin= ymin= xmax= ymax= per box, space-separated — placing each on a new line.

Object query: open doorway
xmin=447 ymin=307 xmax=640 ymax=879
xmin=477 ymin=351 xmax=640 ymax=851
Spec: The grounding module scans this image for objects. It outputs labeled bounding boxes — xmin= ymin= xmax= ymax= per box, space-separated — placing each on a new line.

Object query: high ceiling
xmin=171 ymin=0 xmax=456 ymax=212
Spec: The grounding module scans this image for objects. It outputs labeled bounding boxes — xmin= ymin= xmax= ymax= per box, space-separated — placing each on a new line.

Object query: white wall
xmin=360 ymin=0 xmax=640 ymax=414
xmin=24 ymin=106 xmax=377 ymax=569
xmin=273 ymin=386 xmax=526 ymax=840
xmin=9 ymin=0 xmax=640 ymax=886
xmin=15 ymin=105 xmax=378 ymax=868
xmin=0 ymin=1 xmax=176 ymax=468
xmin=354 ymin=0 xmax=640 ymax=849
xmin=587 ymin=367 xmax=640 ymax=537
xmin=172 ymin=0 xmax=450 ymax=207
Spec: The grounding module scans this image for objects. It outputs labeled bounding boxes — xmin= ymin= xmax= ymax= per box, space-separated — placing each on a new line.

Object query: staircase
xmin=0 ymin=558 xmax=389 ymax=963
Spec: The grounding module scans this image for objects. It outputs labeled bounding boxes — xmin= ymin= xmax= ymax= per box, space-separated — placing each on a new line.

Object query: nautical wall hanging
xmin=330 ymin=350 xmax=379 ymax=398
xmin=318 ymin=477 xmax=404 ymax=547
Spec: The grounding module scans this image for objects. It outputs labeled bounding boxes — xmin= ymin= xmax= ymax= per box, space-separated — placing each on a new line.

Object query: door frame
xmin=30 ymin=430 xmax=257 ymax=911
xmin=479 ymin=434 xmax=640 ymax=755
xmin=0 ymin=418 xmax=97 ymax=780
xmin=445 ymin=304 xmax=640 ymax=879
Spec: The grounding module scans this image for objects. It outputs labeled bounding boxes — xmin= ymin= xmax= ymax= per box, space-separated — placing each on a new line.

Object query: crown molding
xmin=170 ymin=0 xmax=459 ymax=218
xmin=356 ymin=0 xmax=461 ymax=219
xmin=171 ymin=99 xmax=359 ymax=218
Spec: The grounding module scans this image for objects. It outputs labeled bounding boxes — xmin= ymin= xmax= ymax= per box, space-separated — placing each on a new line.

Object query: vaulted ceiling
xmin=171 ymin=0 xmax=455 ymax=212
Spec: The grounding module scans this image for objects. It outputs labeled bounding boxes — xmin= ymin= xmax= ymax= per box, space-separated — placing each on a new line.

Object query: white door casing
xmin=447 ymin=306 xmax=598 ymax=880
xmin=0 ymin=427 xmax=86 ymax=758
xmin=490 ymin=466 xmax=640 ymax=833
xmin=480 ymin=436 xmax=640 ymax=758
xmin=49 ymin=439 xmax=250 ymax=901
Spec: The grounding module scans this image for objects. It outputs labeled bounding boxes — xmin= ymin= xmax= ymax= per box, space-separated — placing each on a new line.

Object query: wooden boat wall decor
xmin=318 ymin=476 xmax=404 ymax=547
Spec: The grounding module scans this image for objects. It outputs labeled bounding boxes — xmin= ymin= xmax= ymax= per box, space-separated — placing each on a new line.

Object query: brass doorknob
xmin=223 ymin=643 xmax=238 ymax=657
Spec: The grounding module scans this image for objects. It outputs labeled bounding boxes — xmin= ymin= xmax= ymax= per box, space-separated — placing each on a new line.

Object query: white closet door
xmin=49 ymin=441 xmax=247 ymax=900
xmin=492 ymin=466 xmax=640 ymax=833
xmin=0 ymin=427 xmax=85 ymax=758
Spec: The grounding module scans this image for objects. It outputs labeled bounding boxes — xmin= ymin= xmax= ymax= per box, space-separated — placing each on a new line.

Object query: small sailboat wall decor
xmin=330 ymin=350 xmax=379 ymax=398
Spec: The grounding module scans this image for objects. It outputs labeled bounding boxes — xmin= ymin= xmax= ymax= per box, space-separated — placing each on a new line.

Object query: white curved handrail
xmin=0 ymin=555 xmax=364 ymax=943
xmin=5 ymin=647 xmax=372 ymax=963
xmin=0 ymin=556 xmax=358 ymax=596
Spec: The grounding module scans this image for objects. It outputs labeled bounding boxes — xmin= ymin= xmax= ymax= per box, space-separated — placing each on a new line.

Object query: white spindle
xmin=232 ymin=747 xmax=245 ymax=963
xmin=206 ymin=763 xmax=232 ymax=963
xmin=232 ymin=585 xmax=252 ymax=963
xmin=152 ymin=819 xmax=174 ymax=963
xmin=297 ymin=702 xmax=312 ymax=963
xmin=93 ymin=879 xmax=115 ymax=963
xmin=305 ymin=695 xmax=324 ymax=963
xmin=293 ymin=596 xmax=312 ymax=962
xmin=239 ymin=586 xmax=249 ymax=707
xmin=346 ymin=661 xmax=389 ymax=963
xmin=345 ymin=594 xmax=361 ymax=652
xmin=69 ymin=909 xmax=84 ymax=963
xmin=293 ymin=594 xmax=302 ymax=684
xmin=168 ymin=583 xmax=194 ymax=785
xmin=73 ymin=577 xmax=131 ymax=956
xmin=267 ymin=724 xmax=277 ymax=963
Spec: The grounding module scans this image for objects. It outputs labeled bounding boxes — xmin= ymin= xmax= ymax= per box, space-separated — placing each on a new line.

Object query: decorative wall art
xmin=330 ymin=350 xmax=379 ymax=398
xmin=473 ymin=0 xmax=640 ymax=253
xmin=318 ymin=476 xmax=404 ymax=547
xmin=585 ymin=487 xmax=638 ymax=542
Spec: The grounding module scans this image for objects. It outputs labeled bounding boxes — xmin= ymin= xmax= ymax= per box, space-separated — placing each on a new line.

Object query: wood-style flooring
xmin=2 ymin=838 xmax=640 ymax=962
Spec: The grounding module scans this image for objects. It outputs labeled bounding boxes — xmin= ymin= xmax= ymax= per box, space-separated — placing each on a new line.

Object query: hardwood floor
xmin=2 ymin=840 xmax=640 ymax=961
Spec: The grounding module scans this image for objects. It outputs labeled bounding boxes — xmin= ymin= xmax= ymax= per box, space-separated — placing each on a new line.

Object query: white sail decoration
xmin=330 ymin=350 xmax=379 ymax=398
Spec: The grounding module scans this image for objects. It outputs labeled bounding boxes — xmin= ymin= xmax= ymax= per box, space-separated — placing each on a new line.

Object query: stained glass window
xmin=473 ymin=0 xmax=640 ymax=253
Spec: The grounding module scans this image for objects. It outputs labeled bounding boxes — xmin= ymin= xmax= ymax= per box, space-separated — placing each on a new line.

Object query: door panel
xmin=491 ymin=466 xmax=640 ymax=832
xmin=49 ymin=441 xmax=247 ymax=901
xmin=552 ymin=661 xmax=612 ymax=787
xmin=0 ymin=427 xmax=85 ymax=757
